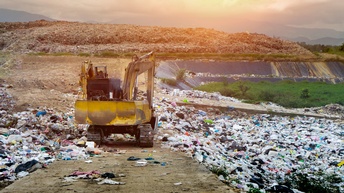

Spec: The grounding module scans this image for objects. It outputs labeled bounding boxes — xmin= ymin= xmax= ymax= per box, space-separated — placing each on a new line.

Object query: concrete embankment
xmin=155 ymin=92 xmax=342 ymax=120
xmin=156 ymin=60 xmax=344 ymax=85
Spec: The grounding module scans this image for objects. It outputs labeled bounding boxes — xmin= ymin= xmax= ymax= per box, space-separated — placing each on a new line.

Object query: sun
xmin=182 ymin=0 xmax=241 ymax=17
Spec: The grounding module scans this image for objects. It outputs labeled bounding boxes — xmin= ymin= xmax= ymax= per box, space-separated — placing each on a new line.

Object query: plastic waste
xmin=98 ymin=179 xmax=125 ymax=185
xmin=36 ymin=110 xmax=47 ymax=117
xmin=135 ymin=159 xmax=148 ymax=167
xmin=15 ymin=160 xmax=39 ymax=174
xmin=17 ymin=171 xmax=29 ymax=178
xmin=101 ymin=172 xmax=115 ymax=178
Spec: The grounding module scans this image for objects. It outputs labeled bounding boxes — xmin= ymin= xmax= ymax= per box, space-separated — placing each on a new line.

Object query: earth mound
xmin=0 ymin=20 xmax=312 ymax=56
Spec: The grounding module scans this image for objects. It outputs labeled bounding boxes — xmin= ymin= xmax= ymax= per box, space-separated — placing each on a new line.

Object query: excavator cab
xmin=75 ymin=52 xmax=157 ymax=147
xmin=94 ymin=66 xmax=107 ymax=79
xmin=84 ymin=64 xmax=121 ymax=101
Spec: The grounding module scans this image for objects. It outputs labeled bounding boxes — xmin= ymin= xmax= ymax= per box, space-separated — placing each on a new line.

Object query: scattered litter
xmin=15 ymin=160 xmax=42 ymax=174
xmin=68 ymin=170 xmax=101 ymax=179
xmin=62 ymin=171 xmax=125 ymax=184
xmin=101 ymin=172 xmax=115 ymax=178
xmin=62 ymin=176 xmax=78 ymax=182
xmin=114 ymin=150 xmax=127 ymax=154
xmin=16 ymin=171 xmax=29 ymax=178
xmin=127 ymin=156 xmax=140 ymax=161
xmin=97 ymin=178 xmax=126 ymax=185
xmin=135 ymin=159 xmax=148 ymax=167
xmin=85 ymin=141 xmax=95 ymax=148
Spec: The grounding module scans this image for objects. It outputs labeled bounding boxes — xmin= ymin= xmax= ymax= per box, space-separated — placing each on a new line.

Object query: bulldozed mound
xmin=0 ymin=20 xmax=313 ymax=56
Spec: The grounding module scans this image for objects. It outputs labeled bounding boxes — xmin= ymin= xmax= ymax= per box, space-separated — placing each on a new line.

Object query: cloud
xmin=255 ymin=0 xmax=344 ymax=30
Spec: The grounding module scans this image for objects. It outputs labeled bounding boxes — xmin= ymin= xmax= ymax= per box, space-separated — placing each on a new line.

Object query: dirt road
xmin=0 ymin=144 xmax=236 ymax=193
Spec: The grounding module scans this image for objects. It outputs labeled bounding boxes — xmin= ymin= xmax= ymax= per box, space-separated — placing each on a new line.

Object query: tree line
xmin=298 ymin=42 xmax=344 ymax=53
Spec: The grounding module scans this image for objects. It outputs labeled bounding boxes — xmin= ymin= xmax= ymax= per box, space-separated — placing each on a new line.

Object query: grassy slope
xmin=196 ymin=80 xmax=344 ymax=108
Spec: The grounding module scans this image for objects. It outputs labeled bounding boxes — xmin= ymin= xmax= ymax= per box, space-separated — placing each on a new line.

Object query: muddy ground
xmin=0 ymin=55 xmax=239 ymax=193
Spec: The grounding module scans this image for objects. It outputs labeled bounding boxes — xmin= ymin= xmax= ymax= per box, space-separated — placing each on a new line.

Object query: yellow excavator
xmin=74 ymin=52 xmax=157 ymax=147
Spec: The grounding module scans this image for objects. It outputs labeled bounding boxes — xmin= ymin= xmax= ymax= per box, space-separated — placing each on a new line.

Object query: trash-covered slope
xmin=155 ymin=89 xmax=344 ymax=193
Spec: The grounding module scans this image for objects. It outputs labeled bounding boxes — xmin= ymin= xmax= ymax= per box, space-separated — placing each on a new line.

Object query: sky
xmin=0 ymin=0 xmax=343 ymax=32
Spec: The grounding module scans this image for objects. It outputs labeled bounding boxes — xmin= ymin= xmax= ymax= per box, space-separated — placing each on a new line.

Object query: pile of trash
xmin=155 ymin=95 xmax=344 ymax=192
xmin=0 ymin=86 xmax=95 ymax=184
xmin=161 ymin=88 xmax=241 ymax=103
xmin=309 ymin=104 xmax=344 ymax=118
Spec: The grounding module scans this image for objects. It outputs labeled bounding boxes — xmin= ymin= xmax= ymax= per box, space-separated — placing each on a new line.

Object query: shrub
xmin=219 ymin=87 xmax=235 ymax=97
xmin=285 ymin=172 xmax=342 ymax=193
xmin=259 ymin=90 xmax=276 ymax=102
xmin=339 ymin=43 xmax=344 ymax=52
xmin=95 ymin=51 xmax=120 ymax=58
xmin=276 ymin=97 xmax=303 ymax=108
xmin=160 ymin=78 xmax=177 ymax=86
xmin=176 ymin=68 xmax=186 ymax=81
xmin=238 ymin=81 xmax=250 ymax=96
xmin=300 ymin=88 xmax=310 ymax=99
xmin=78 ymin=52 xmax=91 ymax=57
xmin=221 ymin=76 xmax=229 ymax=86
xmin=209 ymin=166 xmax=228 ymax=178
xmin=52 ymin=52 xmax=73 ymax=56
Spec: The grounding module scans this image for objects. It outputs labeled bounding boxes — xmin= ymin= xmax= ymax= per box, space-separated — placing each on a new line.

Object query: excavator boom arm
xmin=122 ymin=51 xmax=156 ymax=106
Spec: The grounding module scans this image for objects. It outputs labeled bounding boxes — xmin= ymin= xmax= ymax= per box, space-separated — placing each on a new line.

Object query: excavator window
xmin=94 ymin=66 xmax=107 ymax=79
xmin=96 ymin=70 xmax=105 ymax=78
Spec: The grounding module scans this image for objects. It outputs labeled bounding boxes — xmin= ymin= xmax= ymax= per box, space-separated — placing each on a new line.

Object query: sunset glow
xmin=0 ymin=0 xmax=343 ymax=31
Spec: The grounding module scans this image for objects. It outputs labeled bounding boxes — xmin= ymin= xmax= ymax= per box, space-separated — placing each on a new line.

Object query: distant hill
xmin=287 ymin=36 xmax=344 ymax=46
xmin=220 ymin=20 xmax=344 ymax=46
xmin=1 ymin=8 xmax=342 ymax=46
xmin=0 ymin=8 xmax=54 ymax=22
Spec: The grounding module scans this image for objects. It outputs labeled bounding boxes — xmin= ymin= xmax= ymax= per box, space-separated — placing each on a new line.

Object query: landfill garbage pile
xmin=154 ymin=93 xmax=344 ymax=193
xmin=0 ymin=20 xmax=313 ymax=56
xmin=308 ymin=104 xmax=344 ymax=118
xmin=0 ymin=86 xmax=92 ymax=186
xmin=160 ymin=88 xmax=242 ymax=103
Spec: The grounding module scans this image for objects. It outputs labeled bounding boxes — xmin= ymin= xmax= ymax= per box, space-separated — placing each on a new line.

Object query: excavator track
xmin=137 ymin=124 xmax=154 ymax=147
xmin=87 ymin=125 xmax=104 ymax=146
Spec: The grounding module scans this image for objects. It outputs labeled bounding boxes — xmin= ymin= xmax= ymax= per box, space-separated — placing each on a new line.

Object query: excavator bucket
xmin=75 ymin=100 xmax=152 ymax=125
